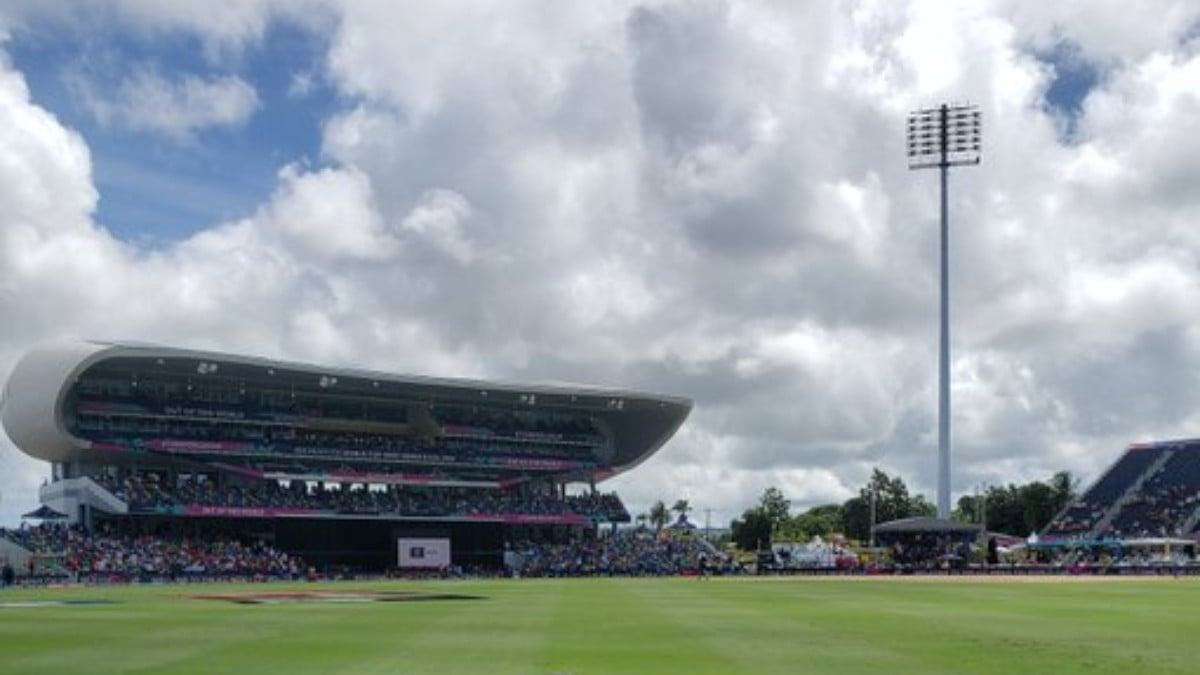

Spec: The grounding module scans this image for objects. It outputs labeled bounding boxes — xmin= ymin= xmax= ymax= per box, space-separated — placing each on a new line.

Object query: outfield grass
xmin=0 ymin=576 xmax=1196 ymax=674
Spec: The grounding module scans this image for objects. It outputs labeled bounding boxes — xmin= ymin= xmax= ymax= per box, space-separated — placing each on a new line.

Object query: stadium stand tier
xmin=505 ymin=528 xmax=720 ymax=577
xmin=1044 ymin=439 xmax=1200 ymax=541
xmin=0 ymin=522 xmax=300 ymax=582
xmin=1 ymin=341 xmax=690 ymax=571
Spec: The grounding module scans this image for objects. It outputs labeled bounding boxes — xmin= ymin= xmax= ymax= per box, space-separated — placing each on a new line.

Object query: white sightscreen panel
xmin=397 ymin=538 xmax=451 ymax=568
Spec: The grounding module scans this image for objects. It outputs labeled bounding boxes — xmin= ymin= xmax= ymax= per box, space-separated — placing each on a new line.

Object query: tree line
xmin=721 ymin=468 xmax=1076 ymax=551
xmin=635 ymin=498 xmax=695 ymax=531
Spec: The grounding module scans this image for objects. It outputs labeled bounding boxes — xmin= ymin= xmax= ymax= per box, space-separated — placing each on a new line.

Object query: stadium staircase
xmin=1178 ymin=500 xmax=1200 ymax=535
xmin=696 ymin=536 xmax=721 ymax=556
xmin=1088 ymin=448 xmax=1176 ymax=538
xmin=38 ymin=477 xmax=129 ymax=516
xmin=0 ymin=536 xmax=33 ymax=572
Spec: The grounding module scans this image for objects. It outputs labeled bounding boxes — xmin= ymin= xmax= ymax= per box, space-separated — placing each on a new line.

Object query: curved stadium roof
xmin=1 ymin=340 xmax=692 ymax=478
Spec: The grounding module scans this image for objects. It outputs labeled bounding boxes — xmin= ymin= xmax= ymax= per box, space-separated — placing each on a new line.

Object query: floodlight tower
xmin=907 ymin=103 xmax=981 ymax=519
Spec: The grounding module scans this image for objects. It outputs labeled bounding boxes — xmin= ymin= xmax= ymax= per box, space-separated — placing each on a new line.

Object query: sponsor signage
xmin=147 ymin=439 xmax=254 ymax=453
xmin=182 ymin=505 xmax=318 ymax=518
xmin=397 ymin=538 xmax=451 ymax=568
xmin=466 ymin=513 xmax=590 ymax=526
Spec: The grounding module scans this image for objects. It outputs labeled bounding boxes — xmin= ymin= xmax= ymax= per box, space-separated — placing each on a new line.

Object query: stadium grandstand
xmin=1043 ymin=438 xmax=1200 ymax=542
xmin=0 ymin=340 xmax=691 ymax=574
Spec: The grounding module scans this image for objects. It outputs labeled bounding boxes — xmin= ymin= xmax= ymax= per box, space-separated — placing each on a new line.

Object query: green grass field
xmin=1 ymin=576 xmax=1196 ymax=674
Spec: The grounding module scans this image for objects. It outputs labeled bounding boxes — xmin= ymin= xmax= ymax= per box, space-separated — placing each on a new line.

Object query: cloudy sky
xmin=1 ymin=1 xmax=1198 ymax=528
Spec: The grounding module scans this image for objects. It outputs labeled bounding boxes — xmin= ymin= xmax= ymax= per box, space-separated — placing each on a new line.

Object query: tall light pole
xmin=869 ymin=488 xmax=877 ymax=548
xmin=907 ymin=103 xmax=981 ymax=519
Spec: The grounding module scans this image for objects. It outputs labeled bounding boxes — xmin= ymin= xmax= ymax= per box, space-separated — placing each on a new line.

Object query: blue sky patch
xmin=8 ymin=19 xmax=342 ymax=244
xmin=1034 ymin=40 xmax=1103 ymax=144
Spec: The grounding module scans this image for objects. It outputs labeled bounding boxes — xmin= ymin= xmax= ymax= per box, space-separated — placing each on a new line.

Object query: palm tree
xmin=635 ymin=513 xmax=648 ymax=529
xmin=649 ymin=500 xmax=669 ymax=532
xmin=671 ymin=499 xmax=692 ymax=524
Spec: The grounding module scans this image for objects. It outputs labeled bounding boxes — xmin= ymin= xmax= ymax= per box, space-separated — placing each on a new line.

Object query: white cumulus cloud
xmin=70 ymin=69 xmax=260 ymax=141
xmin=2 ymin=0 xmax=1200 ymax=528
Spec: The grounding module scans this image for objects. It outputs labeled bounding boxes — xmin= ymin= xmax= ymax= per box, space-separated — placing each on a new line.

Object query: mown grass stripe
xmin=1 ymin=577 xmax=1199 ymax=674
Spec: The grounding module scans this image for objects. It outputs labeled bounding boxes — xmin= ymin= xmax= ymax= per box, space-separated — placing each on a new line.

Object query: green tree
xmin=1050 ymin=471 xmax=1076 ymax=512
xmin=909 ymin=494 xmax=936 ymax=518
xmin=671 ymin=499 xmax=692 ymax=524
xmin=979 ymin=470 xmax=1084 ymax=533
xmin=1020 ymin=481 xmax=1058 ymax=533
xmin=788 ymin=503 xmax=843 ymax=540
xmin=648 ymin=500 xmax=669 ymax=532
xmin=954 ymin=494 xmax=984 ymax=524
xmin=731 ymin=507 xmax=773 ymax=551
xmin=841 ymin=469 xmax=933 ymax=542
xmin=956 ymin=473 xmax=1076 ymax=535
xmin=758 ymin=487 xmax=791 ymax=534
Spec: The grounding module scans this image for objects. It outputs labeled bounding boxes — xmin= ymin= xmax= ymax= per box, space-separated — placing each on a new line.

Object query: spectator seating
xmin=91 ymin=473 xmax=630 ymax=522
xmin=0 ymin=523 xmax=301 ymax=582
xmin=507 ymin=528 xmax=718 ymax=576
xmin=1044 ymin=445 xmax=1169 ymax=538
xmin=1103 ymin=446 xmax=1200 ymax=538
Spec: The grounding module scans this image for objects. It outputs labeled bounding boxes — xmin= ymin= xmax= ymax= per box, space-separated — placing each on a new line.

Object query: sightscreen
xmin=397 ymin=537 xmax=451 ymax=568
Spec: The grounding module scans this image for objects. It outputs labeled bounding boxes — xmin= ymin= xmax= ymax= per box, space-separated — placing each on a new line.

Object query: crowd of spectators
xmin=92 ymin=473 xmax=630 ymax=522
xmin=75 ymin=381 xmax=607 ymax=445
xmin=1045 ymin=445 xmax=1200 ymax=541
xmin=1044 ymin=498 xmax=1106 ymax=537
xmin=73 ymin=378 xmax=609 ymax=462
xmin=881 ymin=533 xmax=974 ymax=570
xmin=1044 ymin=445 xmax=1171 ymax=538
xmin=1 ymin=523 xmax=302 ymax=582
xmin=1103 ymin=449 xmax=1200 ymax=539
xmin=75 ymin=378 xmax=397 ymax=426
xmin=506 ymin=529 xmax=718 ymax=576
xmin=433 ymin=405 xmax=603 ymax=444
xmin=75 ymin=418 xmax=601 ymax=467
xmin=561 ymin=492 xmax=628 ymax=522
